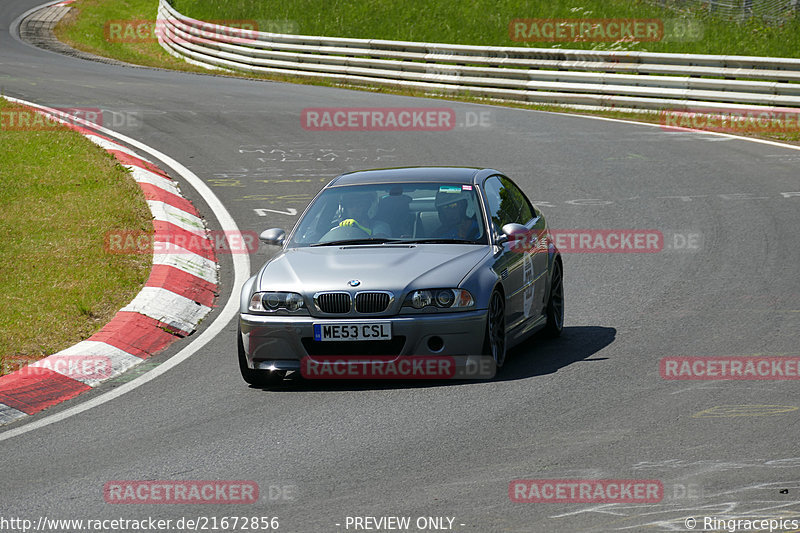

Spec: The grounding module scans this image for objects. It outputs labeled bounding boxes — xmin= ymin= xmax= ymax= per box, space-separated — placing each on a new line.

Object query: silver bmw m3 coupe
xmin=238 ymin=167 xmax=563 ymax=386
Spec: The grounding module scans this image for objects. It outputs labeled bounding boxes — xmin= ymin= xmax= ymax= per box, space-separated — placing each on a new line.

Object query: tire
xmin=237 ymin=324 xmax=286 ymax=387
xmin=482 ymin=289 xmax=506 ymax=367
xmin=541 ymin=258 xmax=564 ymax=338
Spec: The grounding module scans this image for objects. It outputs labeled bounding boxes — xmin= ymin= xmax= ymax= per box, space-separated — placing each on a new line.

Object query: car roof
xmin=328 ymin=167 xmax=500 ymax=187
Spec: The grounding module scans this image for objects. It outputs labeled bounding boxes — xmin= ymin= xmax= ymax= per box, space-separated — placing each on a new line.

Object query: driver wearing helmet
xmin=433 ymin=189 xmax=480 ymax=240
xmin=338 ymin=190 xmax=390 ymax=236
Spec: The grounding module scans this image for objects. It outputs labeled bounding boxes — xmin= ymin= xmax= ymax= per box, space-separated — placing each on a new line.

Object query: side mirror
xmin=497 ymin=223 xmax=529 ymax=246
xmin=259 ymin=228 xmax=286 ymax=246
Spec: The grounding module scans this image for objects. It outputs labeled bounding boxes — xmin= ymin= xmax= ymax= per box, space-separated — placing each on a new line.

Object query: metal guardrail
xmin=156 ymin=0 xmax=800 ymax=112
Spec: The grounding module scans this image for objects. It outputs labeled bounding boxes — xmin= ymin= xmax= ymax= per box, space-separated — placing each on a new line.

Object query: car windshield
xmin=289 ymin=182 xmax=487 ymax=247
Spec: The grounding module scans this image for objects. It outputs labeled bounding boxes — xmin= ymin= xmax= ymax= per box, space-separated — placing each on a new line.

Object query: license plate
xmin=313 ymin=322 xmax=392 ymax=341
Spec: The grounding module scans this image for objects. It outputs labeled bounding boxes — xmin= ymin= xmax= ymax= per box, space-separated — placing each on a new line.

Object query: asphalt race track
xmin=2 ymin=1 xmax=800 ymax=531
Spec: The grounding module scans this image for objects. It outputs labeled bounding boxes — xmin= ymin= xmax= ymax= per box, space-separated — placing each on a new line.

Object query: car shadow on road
xmin=495 ymin=325 xmax=615 ymax=382
xmin=251 ymin=325 xmax=615 ymax=392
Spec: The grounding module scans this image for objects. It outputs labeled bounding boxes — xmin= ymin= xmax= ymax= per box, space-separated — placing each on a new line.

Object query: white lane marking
xmin=254 ymin=207 xmax=298 ymax=216
xmin=120 ymin=287 xmax=212 ymax=334
xmin=31 ymin=341 xmax=142 ymax=387
xmin=128 ymin=166 xmax=182 ymax=196
xmin=152 ymin=246 xmax=218 ymax=284
xmin=551 ymin=110 xmax=800 ymax=153
xmin=85 ymin=134 xmax=145 ymax=159
xmin=0 ymin=405 xmax=28 ymax=425
xmin=0 ymin=96 xmax=249 ymax=443
xmin=147 ymin=200 xmax=206 ymax=234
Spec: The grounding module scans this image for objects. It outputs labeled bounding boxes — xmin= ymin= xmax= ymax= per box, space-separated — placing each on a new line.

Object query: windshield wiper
xmin=399 ymin=238 xmax=480 ymax=244
xmin=310 ymin=238 xmax=482 ymax=247
xmin=310 ymin=238 xmax=401 ymax=247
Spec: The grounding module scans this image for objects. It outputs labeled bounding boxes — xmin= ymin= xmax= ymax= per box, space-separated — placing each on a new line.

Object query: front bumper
xmin=239 ymin=309 xmax=488 ymax=371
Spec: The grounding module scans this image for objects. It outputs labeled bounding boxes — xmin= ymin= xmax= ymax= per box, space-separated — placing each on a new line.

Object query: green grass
xmin=173 ymin=0 xmax=800 ymax=57
xmin=55 ymin=0 xmax=209 ymax=71
xmin=0 ymin=98 xmax=152 ymax=374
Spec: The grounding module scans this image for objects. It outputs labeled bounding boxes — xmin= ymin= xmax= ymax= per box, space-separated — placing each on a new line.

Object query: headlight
xmin=249 ymin=292 xmax=305 ymax=313
xmin=404 ymin=289 xmax=474 ymax=310
xmin=435 ymin=289 xmax=455 ymax=307
xmin=410 ymin=290 xmax=433 ymax=309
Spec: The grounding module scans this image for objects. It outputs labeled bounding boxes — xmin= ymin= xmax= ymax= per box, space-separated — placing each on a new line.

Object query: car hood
xmin=257 ymin=244 xmax=489 ymax=294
